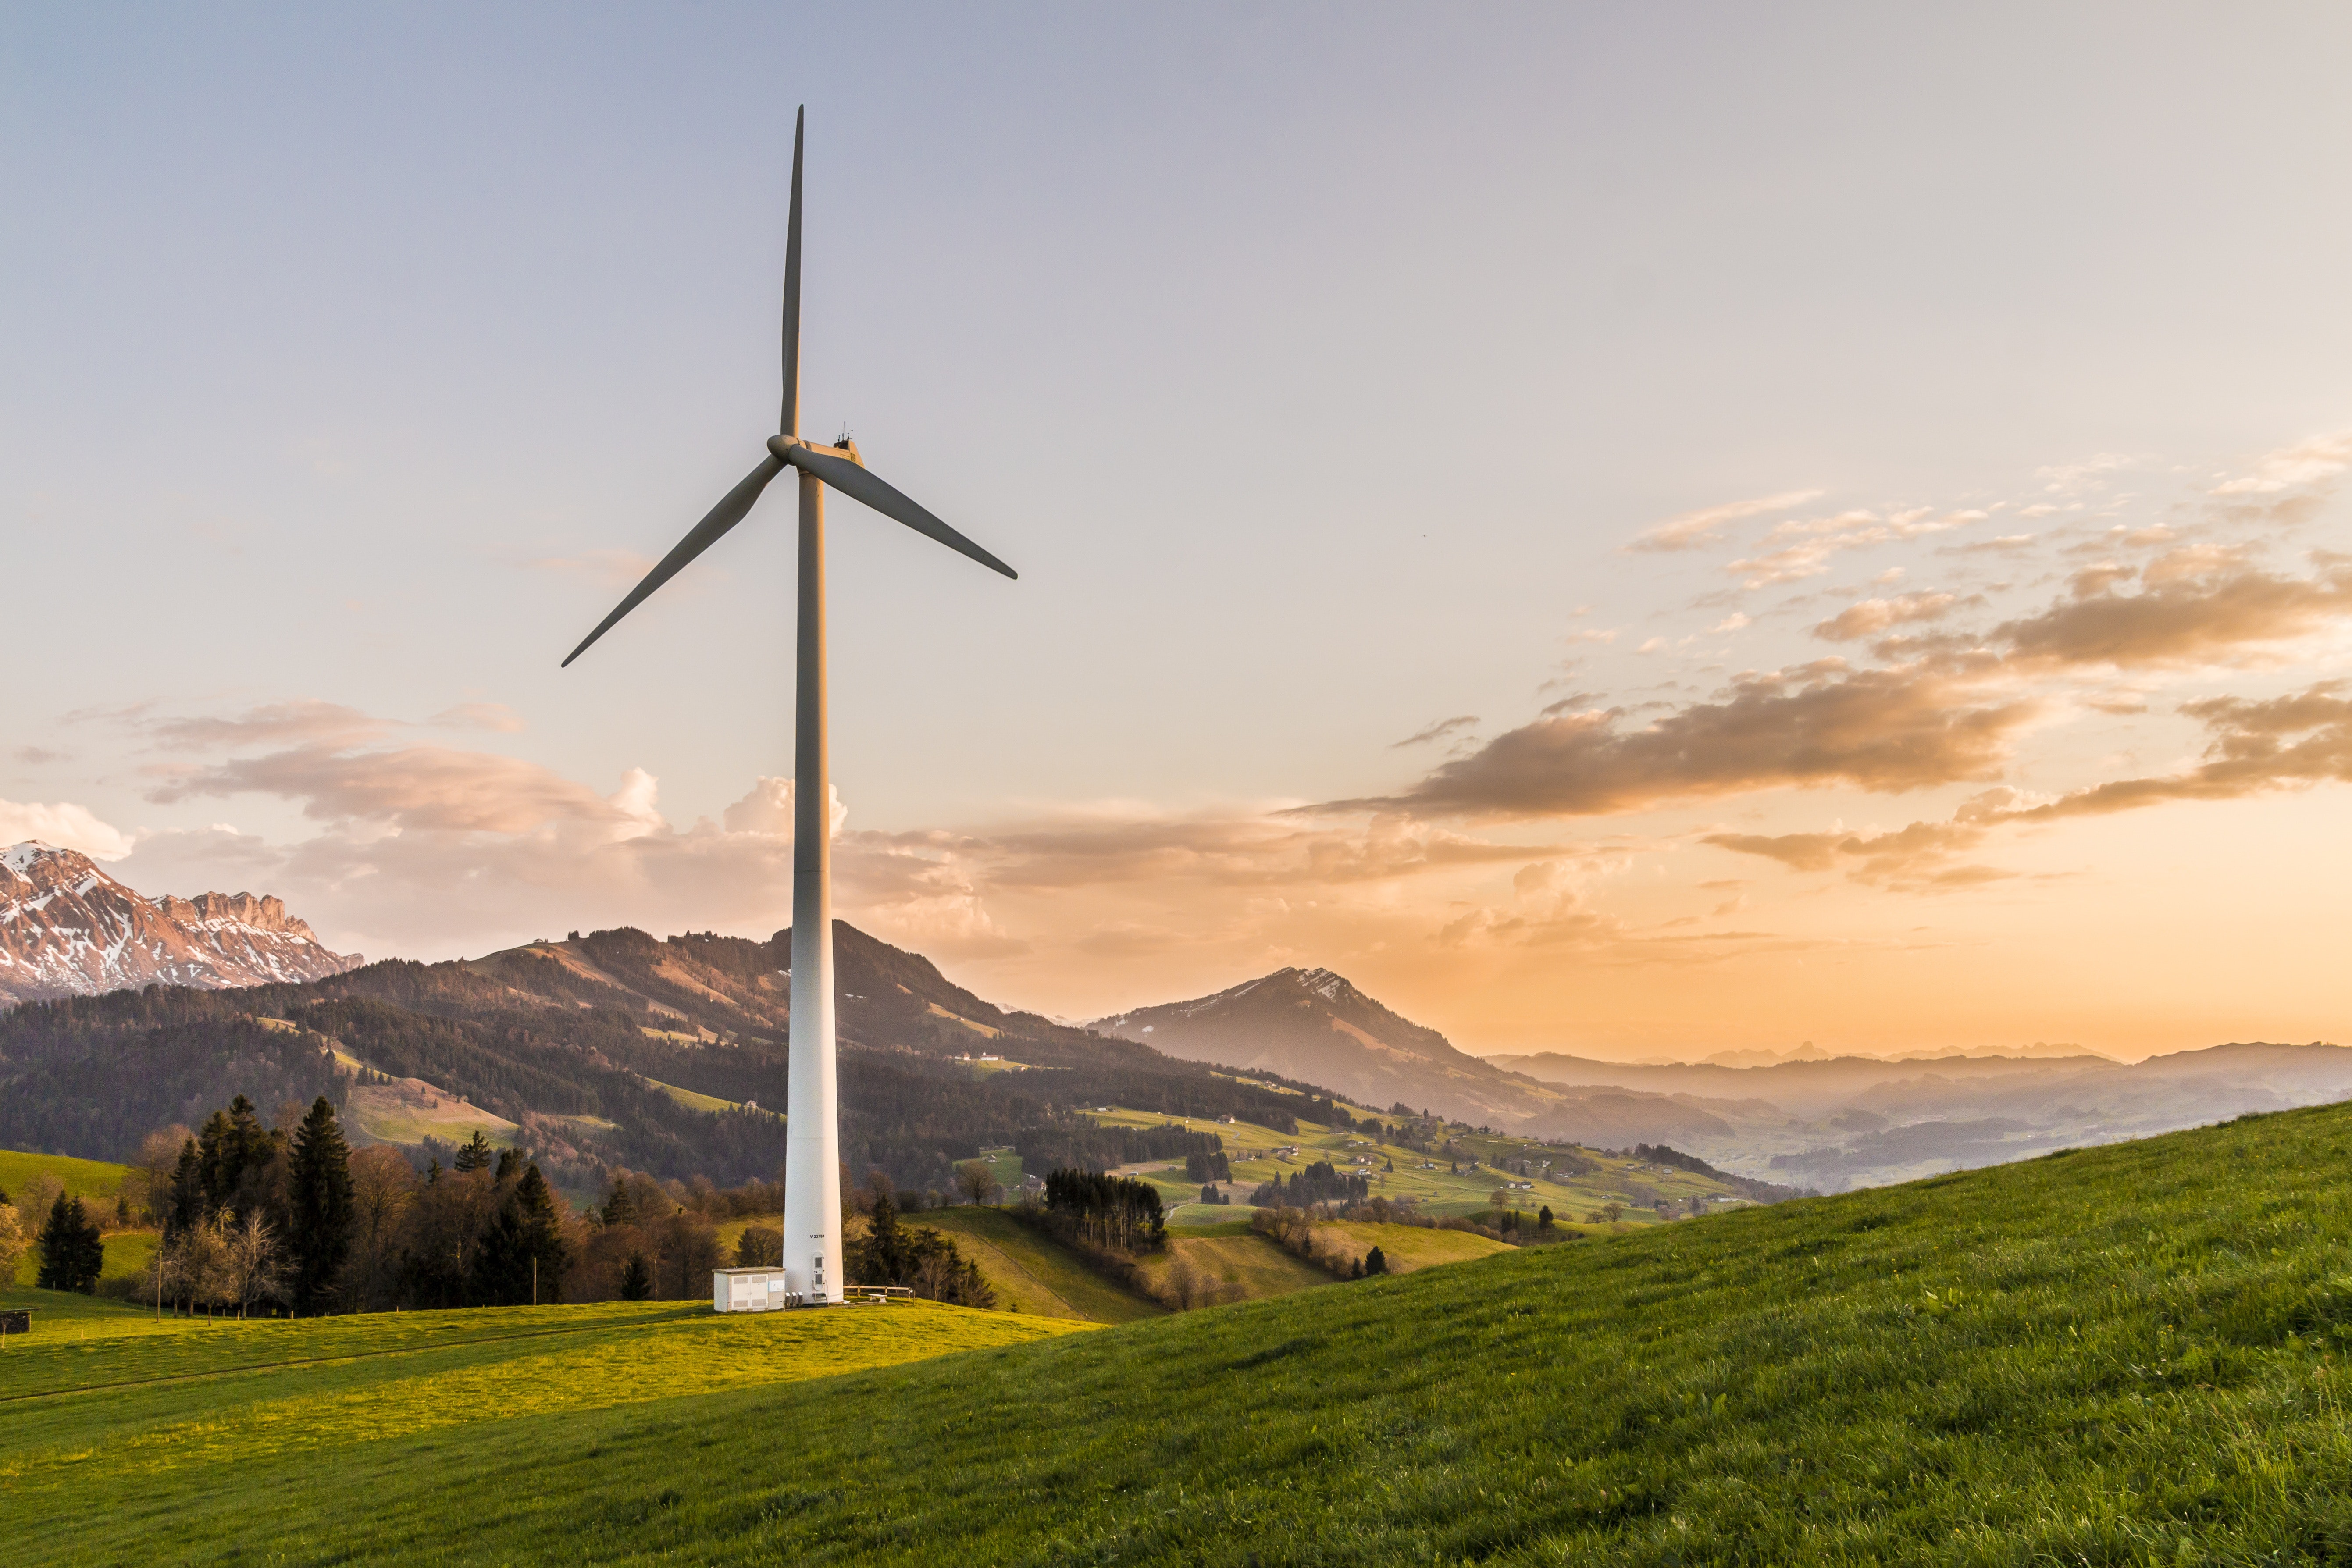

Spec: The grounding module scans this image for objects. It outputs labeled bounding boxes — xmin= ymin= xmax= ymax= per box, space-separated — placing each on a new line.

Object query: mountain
xmin=0 ymin=841 xmax=362 ymax=1006
xmin=0 ymin=920 xmax=1347 ymax=1191
xmin=1092 ymin=966 xmax=1570 ymax=1127
xmin=1490 ymin=1041 xmax=2352 ymax=1190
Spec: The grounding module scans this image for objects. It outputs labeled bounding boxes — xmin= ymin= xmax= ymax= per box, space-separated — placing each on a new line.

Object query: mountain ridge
xmin=0 ymin=841 xmax=362 ymax=1006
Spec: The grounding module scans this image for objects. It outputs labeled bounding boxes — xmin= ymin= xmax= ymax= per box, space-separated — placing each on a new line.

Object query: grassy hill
xmin=4 ymin=1148 xmax=157 ymax=1291
xmin=916 ymin=1206 xmax=1165 ymax=1322
xmin=12 ymin=1101 xmax=2352 ymax=1561
xmin=1098 ymin=1101 xmax=1757 ymax=1226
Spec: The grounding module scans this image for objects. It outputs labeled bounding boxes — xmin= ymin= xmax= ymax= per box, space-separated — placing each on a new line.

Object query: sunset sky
xmin=7 ymin=5 xmax=2350 ymax=1062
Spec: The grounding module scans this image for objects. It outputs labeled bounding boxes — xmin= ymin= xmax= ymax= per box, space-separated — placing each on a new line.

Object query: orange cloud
xmin=1337 ymin=663 xmax=2036 ymax=820
xmin=1997 ymin=557 xmax=2352 ymax=668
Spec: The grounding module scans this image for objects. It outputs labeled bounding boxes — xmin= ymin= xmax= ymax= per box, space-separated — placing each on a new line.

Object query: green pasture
xmin=1133 ymin=1229 xmax=1330 ymax=1304
xmin=642 ymin=1077 xmax=763 ymax=1117
xmin=0 ymin=1147 xmax=135 ymax=1206
xmin=916 ymin=1205 xmax=1164 ymax=1323
xmin=13 ymin=1102 xmax=2352 ymax=1560
xmin=1090 ymin=1101 xmax=1718 ymax=1224
xmin=1315 ymin=1218 xmax=1515 ymax=1273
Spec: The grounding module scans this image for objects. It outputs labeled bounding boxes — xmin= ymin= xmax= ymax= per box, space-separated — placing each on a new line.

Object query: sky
xmin=6 ymin=4 xmax=2351 ymax=1062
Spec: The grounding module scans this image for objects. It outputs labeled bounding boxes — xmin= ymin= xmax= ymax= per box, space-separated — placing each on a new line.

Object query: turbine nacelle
xmin=767 ymin=435 xmax=861 ymax=467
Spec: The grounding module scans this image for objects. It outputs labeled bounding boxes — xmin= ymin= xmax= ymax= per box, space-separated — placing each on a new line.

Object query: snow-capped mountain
xmin=0 ymin=841 xmax=361 ymax=1007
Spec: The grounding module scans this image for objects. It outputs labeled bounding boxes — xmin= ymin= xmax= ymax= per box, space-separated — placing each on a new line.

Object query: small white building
xmin=713 ymin=1267 xmax=804 ymax=1312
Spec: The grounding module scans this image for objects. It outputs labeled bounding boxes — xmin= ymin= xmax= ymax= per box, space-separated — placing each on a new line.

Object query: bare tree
xmin=18 ymin=1172 xmax=63 ymax=1234
xmin=133 ymin=1126 xmax=193 ymax=1223
xmin=953 ymin=1161 xmax=1001 ymax=1207
xmin=343 ymin=1146 xmax=418 ymax=1311
xmin=0 ymin=1201 xmax=25 ymax=1284
xmin=211 ymin=1211 xmax=289 ymax=1319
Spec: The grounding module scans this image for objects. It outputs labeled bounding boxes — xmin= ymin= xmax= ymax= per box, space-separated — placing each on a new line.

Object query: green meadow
xmin=11 ymin=1102 xmax=2352 ymax=1561
xmin=1095 ymin=1101 xmax=1731 ymax=1226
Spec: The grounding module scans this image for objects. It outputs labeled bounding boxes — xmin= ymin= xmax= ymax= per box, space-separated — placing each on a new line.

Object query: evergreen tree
xmin=619 ymin=1251 xmax=654 ymax=1300
xmin=472 ymin=1163 xmax=570 ymax=1305
xmin=196 ymin=1094 xmax=278 ymax=1217
xmin=1349 ymin=1256 xmax=1365 ymax=1279
xmin=1538 ymin=1205 xmax=1554 ymax=1232
xmin=35 ymin=1193 xmax=104 ymax=1293
xmin=493 ymin=1146 xmax=521 ymax=1182
xmin=286 ymin=1097 xmax=355 ymax=1314
xmin=167 ymin=1137 xmax=204 ymax=1238
xmin=601 ymin=1173 xmax=637 ymax=1227
xmin=1365 ymin=1244 xmax=1388 ymax=1276
xmin=454 ymin=1130 xmax=495 ymax=1173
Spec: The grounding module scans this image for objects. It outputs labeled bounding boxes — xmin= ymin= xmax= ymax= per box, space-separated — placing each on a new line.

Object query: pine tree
xmin=521 ymin=1165 xmax=567 ymax=1297
xmin=601 ymin=1173 xmax=636 ymax=1227
xmin=167 ymin=1137 xmax=203 ymax=1239
xmin=286 ymin=1097 xmax=355 ymax=1314
xmin=36 ymin=1194 xmax=104 ymax=1293
xmin=619 ymin=1252 xmax=654 ymax=1300
xmin=1365 ymin=1245 xmax=1388 ymax=1276
xmin=454 ymin=1130 xmax=494 ymax=1173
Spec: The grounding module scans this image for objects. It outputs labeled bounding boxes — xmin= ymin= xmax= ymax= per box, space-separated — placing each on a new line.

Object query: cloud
xmin=147 ymin=742 xmax=653 ymax=839
xmin=957 ymin=812 xmax=1542 ymax=894
xmin=149 ymin=701 xmax=394 ymax=751
xmin=516 ymin=547 xmax=659 ymax=587
xmin=1392 ymin=716 xmax=1480 ymax=749
xmin=721 ymin=777 xmax=848 ymax=838
xmin=429 ymin=702 xmax=526 ymax=734
xmin=1333 ymin=662 xmax=2037 ymax=820
xmin=2004 ymin=681 xmax=2352 ymax=820
xmin=1708 ymin=676 xmax=2352 ymax=891
xmin=1725 ymin=509 xmax=1981 ymax=589
xmin=2035 ymin=454 xmax=2135 ymax=494
xmin=1624 ymin=489 xmax=1824 ymax=554
xmin=0 ymin=799 xmax=134 ymax=861
xmin=1813 ymin=592 xmax=1962 ymax=642
xmin=2209 ymin=432 xmax=2352 ymax=497
xmin=1996 ymin=556 xmax=2352 ymax=668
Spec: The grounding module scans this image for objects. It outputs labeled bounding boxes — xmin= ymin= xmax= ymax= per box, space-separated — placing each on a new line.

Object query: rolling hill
xmin=1494 ymin=1039 xmax=2352 ymax=1189
xmin=0 ymin=922 xmax=1350 ymax=1194
xmin=8 ymin=1098 xmax=2352 ymax=1561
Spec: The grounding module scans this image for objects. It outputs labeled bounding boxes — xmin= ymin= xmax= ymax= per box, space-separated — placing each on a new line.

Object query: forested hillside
xmin=0 ymin=922 xmax=1341 ymax=1192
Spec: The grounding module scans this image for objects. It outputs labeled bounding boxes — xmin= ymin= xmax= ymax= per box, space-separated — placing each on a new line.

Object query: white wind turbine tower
xmin=561 ymin=107 xmax=1017 ymax=1305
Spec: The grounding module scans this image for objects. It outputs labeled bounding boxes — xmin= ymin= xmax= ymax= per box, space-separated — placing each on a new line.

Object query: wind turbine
xmin=560 ymin=107 xmax=1016 ymax=1306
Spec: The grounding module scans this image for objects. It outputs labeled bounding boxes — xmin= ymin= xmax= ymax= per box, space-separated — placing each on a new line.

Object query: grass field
xmin=1317 ymin=1218 xmax=1516 ymax=1273
xmin=0 ymin=1292 xmax=1089 ymax=1561
xmin=0 ymin=1147 xmax=135 ymax=1205
xmin=1132 ymin=1229 xmax=1332 ymax=1304
xmin=916 ymin=1205 xmax=1165 ymax=1323
xmin=5 ymin=1150 xmax=157 ymax=1290
xmin=1090 ymin=1102 xmax=1734 ymax=1227
xmin=20 ymin=1102 xmax=2352 ymax=1561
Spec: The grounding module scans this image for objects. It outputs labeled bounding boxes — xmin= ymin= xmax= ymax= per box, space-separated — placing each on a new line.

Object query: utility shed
xmin=713 ymin=1267 xmax=800 ymax=1312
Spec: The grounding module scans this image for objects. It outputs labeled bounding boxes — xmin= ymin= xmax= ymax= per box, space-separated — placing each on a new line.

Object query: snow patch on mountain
xmin=0 ymin=841 xmax=361 ymax=1007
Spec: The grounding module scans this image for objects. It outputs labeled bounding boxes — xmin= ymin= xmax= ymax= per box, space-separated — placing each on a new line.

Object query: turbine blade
xmin=560 ymin=453 xmax=787 ymax=666
xmin=786 ymin=446 xmax=1018 ymax=579
xmin=779 ymin=106 xmax=804 ymax=438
